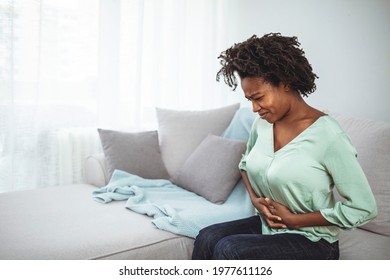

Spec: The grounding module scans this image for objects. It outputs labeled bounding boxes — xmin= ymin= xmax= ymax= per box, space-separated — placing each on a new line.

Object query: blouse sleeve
xmin=320 ymin=133 xmax=378 ymax=229
xmin=238 ymin=117 xmax=259 ymax=171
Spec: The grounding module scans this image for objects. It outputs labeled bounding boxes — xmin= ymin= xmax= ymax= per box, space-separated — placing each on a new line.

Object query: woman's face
xmin=240 ymin=77 xmax=292 ymax=124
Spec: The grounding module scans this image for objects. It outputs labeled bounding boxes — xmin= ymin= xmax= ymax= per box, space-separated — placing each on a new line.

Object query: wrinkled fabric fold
xmin=92 ymin=170 xmax=255 ymax=238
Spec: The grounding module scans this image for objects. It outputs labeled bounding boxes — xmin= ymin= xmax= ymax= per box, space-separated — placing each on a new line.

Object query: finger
xmin=270 ymin=223 xmax=287 ymax=229
xmin=263 ymin=211 xmax=282 ymax=222
xmin=256 ymin=203 xmax=272 ymax=215
xmin=257 ymin=203 xmax=282 ymax=222
xmin=266 ymin=218 xmax=287 ymax=229
xmin=256 ymin=199 xmax=270 ymax=208
xmin=265 ymin=197 xmax=275 ymax=209
xmin=262 ymin=206 xmax=279 ymax=219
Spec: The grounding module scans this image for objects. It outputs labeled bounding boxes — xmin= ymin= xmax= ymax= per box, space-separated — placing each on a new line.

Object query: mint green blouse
xmin=239 ymin=115 xmax=377 ymax=243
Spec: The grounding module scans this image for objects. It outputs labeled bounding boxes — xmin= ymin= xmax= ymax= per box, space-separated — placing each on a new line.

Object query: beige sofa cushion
xmin=333 ymin=114 xmax=390 ymax=237
xmin=0 ymin=184 xmax=194 ymax=259
xmin=339 ymin=228 xmax=390 ymax=259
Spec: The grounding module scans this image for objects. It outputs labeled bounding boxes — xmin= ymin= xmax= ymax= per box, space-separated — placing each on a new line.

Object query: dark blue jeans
xmin=192 ymin=216 xmax=339 ymax=260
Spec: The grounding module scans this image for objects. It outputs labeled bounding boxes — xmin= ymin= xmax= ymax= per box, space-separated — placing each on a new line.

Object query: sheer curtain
xmin=0 ymin=0 xmax=240 ymax=193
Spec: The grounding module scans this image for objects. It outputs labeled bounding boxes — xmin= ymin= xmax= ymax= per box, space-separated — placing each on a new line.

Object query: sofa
xmin=0 ymin=104 xmax=389 ymax=260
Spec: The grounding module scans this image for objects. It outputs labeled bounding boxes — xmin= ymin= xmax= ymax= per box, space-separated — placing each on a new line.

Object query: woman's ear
xmin=280 ymin=82 xmax=290 ymax=92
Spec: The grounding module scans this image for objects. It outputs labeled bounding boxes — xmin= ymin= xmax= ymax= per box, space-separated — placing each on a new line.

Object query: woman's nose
xmin=252 ymin=101 xmax=261 ymax=112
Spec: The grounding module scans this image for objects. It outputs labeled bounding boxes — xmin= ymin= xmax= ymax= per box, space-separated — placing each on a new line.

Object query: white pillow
xmin=156 ymin=103 xmax=240 ymax=176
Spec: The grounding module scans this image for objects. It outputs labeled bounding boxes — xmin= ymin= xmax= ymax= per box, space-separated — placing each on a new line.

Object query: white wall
xmin=221 ymin=0 xmax=390 ymax=121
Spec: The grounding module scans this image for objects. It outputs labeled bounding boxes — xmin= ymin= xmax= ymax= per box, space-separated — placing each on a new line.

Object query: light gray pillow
xmin=171 ymin=134 xmax=246 ymax=204
xmin=156 ymin=103 xmax=240 ymax=176
xmin=97 ymin=129 xmax=170 ymax=180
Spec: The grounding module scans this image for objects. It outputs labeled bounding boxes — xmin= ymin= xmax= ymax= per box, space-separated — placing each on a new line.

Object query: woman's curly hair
xmin=216 ymin=33 xmax=318 ymax=97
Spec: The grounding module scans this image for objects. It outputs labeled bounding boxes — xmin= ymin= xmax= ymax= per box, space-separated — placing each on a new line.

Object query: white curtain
xmin=0 ymin=0 xmax=240 ymax=192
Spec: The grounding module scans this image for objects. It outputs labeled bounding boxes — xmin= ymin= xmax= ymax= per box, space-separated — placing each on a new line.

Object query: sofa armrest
xmin=84 ymin=153 xmax=108 ymax=187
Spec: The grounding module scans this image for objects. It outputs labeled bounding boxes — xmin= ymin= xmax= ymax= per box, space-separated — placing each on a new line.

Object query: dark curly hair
xmin=216 ymin=33 xmax=318 ymax=97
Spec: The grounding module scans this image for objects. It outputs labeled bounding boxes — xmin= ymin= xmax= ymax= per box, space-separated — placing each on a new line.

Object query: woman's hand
xmin=241 ymin=171 xmax=331 ymax=229
xmin=254 ymin=197 xmax=333 ymax=230
xmin=250 ymin=196 xmax=288 ymax=229
xmin=263 ymin=197 xmax=296 ymax=229
xmin=241 ymin=170 xmax=295 ymax=229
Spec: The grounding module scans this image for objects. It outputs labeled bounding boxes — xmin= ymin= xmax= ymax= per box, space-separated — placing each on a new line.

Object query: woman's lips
xmin=259 ymin=112 xmax=268 ymax=119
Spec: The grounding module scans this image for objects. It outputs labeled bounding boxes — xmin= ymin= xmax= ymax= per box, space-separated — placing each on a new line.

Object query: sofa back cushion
xmin=221 ymin=107 xmax=256 ymax=141
xmin=332 ymin=114 xmax=390 ymax=237
xmin=156 ymin=103 xmax=240 ymax=176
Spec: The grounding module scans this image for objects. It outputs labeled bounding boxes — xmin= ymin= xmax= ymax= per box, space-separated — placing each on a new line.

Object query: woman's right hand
xmin=251 ymin=196 xmax=286 ymax=229
xmin=241 ymin=170 xmax=286 ymax=229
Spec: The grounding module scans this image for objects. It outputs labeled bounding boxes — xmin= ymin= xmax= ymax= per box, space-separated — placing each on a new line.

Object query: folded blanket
xmin=93 ymin=170 xmax=255 ymax=238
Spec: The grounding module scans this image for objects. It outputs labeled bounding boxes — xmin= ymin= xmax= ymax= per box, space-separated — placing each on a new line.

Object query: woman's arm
xmin=241 ymin=170 xmax=334 ymax=229
xmin=264 ymin=198 xmax=334 ymax=229
xmin=241 ymin=170 xmax=258 ymax=201
xmin=241 ymin=171 xmax=285 ymax=228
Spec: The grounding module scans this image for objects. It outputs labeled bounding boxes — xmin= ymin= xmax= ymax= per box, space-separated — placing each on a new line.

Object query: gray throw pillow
xmin=171 ymin=134 xmax=246 ymax=204
xmin=98 ymin=129 xmax=170 ymax=180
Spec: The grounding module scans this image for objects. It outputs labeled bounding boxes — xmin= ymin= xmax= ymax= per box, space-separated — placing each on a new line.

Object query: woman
xmin=192 ymin=33 xmax=377 ymax=260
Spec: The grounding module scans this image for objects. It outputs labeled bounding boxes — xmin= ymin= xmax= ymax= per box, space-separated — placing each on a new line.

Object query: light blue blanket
xmin=92 ymin=169 xmax=255 ymax=238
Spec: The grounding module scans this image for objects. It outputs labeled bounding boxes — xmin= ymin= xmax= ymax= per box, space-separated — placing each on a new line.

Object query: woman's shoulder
xmin=317 ymin=115 xmax=357 ymax=151
xmin=317 ymin=115 xmax=345 ymax=135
